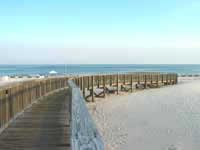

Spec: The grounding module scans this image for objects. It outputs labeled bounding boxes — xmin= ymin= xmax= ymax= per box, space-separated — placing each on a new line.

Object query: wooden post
xmin=161 ymin=74 xmax=164 ymax=83
xmin=97 ymin=75 xmax=100 ymax=88
xmin=103 ymin=75 xmax=106 ymax=97
xmin=123 ymin=74 xmax=126 ymax=85
xmin=87 ymin=76 xmax=90 ymax=90
xmin=176 ymin=74 xmax=178 ymax=84
xmin=170 ymin=74 xmax=172 ymax=85
xmin=131 ymin=74 xmax=133 ymax=92
xmin=82 ymin=77 xmax=85 ymax=98
xmin=138 ymin=74 xmax=140 ymax=84
xmin=78 ymin=77 xmax=81 ymax=87
xmin=156 ymin=74 xmax=159 ymax=88
xmin=166 ymin=74 xmax=168 ymax=85
xmin=144 ymin=75 xmax=147 ymax=89
xmin=117 ymin=74 xmax=119 ymax=94
xmin=109 ymin=75 xmax=112 ymax=86
xmin=91 ymin=76 xmax=94 ymax=102
xmin=81 ymin=77 xmax=83 ymax=90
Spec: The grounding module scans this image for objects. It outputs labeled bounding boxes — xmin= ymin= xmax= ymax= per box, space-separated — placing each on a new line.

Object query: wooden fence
xmin=72 ymin=72 xmax=178 ymax=102
xmin=0 ymin=77 xmax=69 ymax=133
xmin=68 ymin=79 xmax=104 ymax=150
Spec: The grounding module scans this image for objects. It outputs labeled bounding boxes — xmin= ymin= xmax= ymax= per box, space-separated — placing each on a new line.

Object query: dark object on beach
xmin=94 ymin=88 xmax=105 ymax=98
xmin=188 ymin=74 xmax=193 ymax=77
xmin=181 ymin=74 xmax=186 ymax=77
xmin=136 ymin=84 xmax=145 ymax=89
xmin=85 ymin=88 xmax=105 ymax=101
xmin=18 ymin=75 xmax=23 ymax=78
xmin=106 ymin=86 xmax=118 ymax=93
xmin=121 ymin=84 xmax=132 ymax=92
xmin=194 ymin=74 xmax=200 ymax=77
xmin=10 ymin=75 xmax=15 ymax=78
xmin=148 ymin=83 xmax=159 ymax=88
xmin=27 ymin=75 xmax=32 ymax=78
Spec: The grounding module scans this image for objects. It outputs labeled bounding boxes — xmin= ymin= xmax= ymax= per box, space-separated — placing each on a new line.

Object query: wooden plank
xmin=0 ymin=90 xmax=71 ymax=150
xmin=91 ymin=76 xmax=94 ymax=102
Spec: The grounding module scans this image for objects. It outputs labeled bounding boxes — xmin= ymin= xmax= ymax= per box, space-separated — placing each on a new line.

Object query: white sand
xmin=0 ymin=77 xmax=38 ymax=88
xmin=88 ymin=77 xmax=200 ymax=150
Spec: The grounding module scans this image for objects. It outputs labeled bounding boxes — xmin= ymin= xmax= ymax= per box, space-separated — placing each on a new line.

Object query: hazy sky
xmin=1 ymin=0 xmax=200 ymax=64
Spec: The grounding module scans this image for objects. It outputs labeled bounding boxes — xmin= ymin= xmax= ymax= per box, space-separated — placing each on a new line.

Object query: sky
xmin=1 ymin=0 xmax=200 ymax=64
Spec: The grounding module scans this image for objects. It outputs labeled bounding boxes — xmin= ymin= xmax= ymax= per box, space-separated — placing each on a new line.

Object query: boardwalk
xmin=0 ymin=90 xmax=71 ymax=150
xmin=0 ymin=73 xmax=178 ymax=150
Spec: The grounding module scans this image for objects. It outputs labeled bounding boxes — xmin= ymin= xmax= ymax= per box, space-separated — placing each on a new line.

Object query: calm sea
xmin=0 ymin=64 xmax=200 ymax=76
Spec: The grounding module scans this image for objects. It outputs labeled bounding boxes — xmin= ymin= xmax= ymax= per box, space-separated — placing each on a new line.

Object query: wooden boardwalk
xmin=0 ymin=90 xmax=71 ymax=150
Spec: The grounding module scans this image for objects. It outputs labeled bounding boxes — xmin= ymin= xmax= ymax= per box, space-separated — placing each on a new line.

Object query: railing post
xmin=103 ymin=75 xmax=106 ymax=97
xmin=82 ymin=77 xmax=85 ymax=98
xmin=176 ymin=74 xmax=178 ymax=84
xmin=87 ymin=76 xmax=90 ymax=90
xmin=170 ymin=74 xmax=172 ymax=85
xmin=80 ymin=77 xmax=83 ymax=91
xmin=109 ymin=75 xmax=112 ymax=86
xmin=166 ymin=74 xmax=168 ymax=85
xmin=91 ymin=76 xmax=94 ymax=102
xmin=0 ymin=91 xmax=2 ymax=128
xmin=144 ymin=75 xmax=147 ymax=89
xmin=138 ymin=74 xmax=140 ymax=84
xmin=131 ymin=74 xmax=133 ymax=92
xmin=123 ymin=74 xmax=126 ymax=85
xmin=156 ymin=74 xmax=159 ymax=88
xmin=97 ymin=75 xmax=100 ymax=88
xmin=117 ymin=74 xmax=119 ymax=94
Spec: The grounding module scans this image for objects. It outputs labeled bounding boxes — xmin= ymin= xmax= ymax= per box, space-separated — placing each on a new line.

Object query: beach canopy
xmin=49 ymin=70 xmax=57 ymax=74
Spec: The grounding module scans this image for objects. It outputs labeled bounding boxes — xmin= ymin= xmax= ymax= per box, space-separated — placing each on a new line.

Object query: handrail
xmin=0 ymin=76 xmax=69 ymax=134
xmin=68 ymin=79 xmax=104 ymax=150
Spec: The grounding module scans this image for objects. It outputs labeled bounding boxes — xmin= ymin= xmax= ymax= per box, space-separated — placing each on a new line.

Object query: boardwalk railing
xmin=68 ymin=79 xmax=104 ymax=150
xmin=68 ymin=72 xmax=177 ymax=150
xmin=73 ymin=72 xmax=178 ymax=102
xmin=0 ymin=77 xmax=69 ymax=133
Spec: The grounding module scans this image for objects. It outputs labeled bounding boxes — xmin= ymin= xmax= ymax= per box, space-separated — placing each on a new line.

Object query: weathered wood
xmin=117 ymin=74 xmax=119 ymax=94
xmin=68 ymin=80 xmax=104 ymax=150
xmin=131 ymin=74 xmax=133 ymax=92
xmin=82 ymin=77 xmax=85 ymax=97
xmin=87 ymin=76 xmax=90 ymax=90
xmin=91 ymin=76 xmax=94 ymax=102
xmin=144 ymin=75 xmax=147 ymax=89
xmin=103 ymin=75 xmax=106 ymax=96
xmin=0 ymin=90 xmax=71 ymax=150
xmin=123 ymin=74 xmax=126 ymax=85
xmin=109 ymin=75 xmax=112 ymax=86
xmin=156 ymin=74 xmax=159 ymax=87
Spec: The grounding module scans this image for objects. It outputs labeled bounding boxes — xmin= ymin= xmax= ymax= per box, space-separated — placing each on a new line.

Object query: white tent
xmin=49 ymin=70 xmax=57 ymax=74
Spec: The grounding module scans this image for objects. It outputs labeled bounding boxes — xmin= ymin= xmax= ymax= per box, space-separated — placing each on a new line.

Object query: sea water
xmin=0 ymin=64 xmax=200 ymax=76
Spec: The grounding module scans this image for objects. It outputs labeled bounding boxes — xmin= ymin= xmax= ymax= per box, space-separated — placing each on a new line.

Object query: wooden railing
xmin=68 ymin=72 xmax=177 ymax=150
xmin=68 ymin=79 xmax=104 ymax=150
xmin=72 ymin=72 xmax=178 ymax=102
xmin=0 ymin=77 xmax=69 ymax=133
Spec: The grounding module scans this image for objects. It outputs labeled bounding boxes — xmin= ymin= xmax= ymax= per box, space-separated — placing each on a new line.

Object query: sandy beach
xmin=88 ymin=77 xmax=200 ymax=150
xmin=0 ymin=77 xmax=44 ymax=88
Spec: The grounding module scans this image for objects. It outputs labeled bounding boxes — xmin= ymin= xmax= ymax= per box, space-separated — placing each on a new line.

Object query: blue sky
xmin=1 ymin=0 xmax=200 ymax=64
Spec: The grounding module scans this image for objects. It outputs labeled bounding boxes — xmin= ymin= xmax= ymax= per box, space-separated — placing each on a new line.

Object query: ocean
xmin=0 ymin=64 xmax=200 ymax=76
